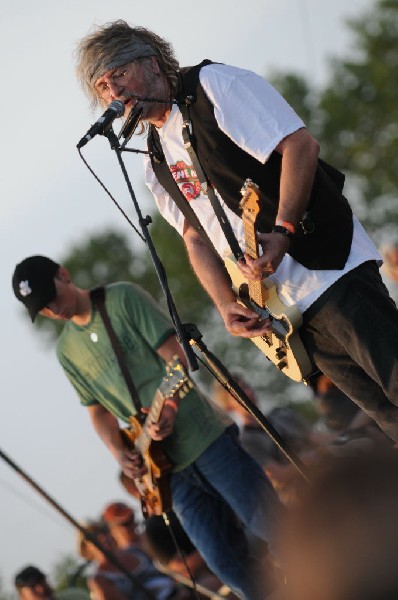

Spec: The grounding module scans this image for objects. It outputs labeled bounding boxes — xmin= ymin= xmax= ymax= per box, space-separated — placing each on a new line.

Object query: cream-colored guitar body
xmin=224 ymin=178 xmax=314 ymax=383
xmin=224 ymin=256 xmax=313 ymax=382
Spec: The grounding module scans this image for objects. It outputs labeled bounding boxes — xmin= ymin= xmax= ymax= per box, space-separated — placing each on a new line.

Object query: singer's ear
xmin=150 ymin=56 xmax=161 ymax=76
xmin=57 ymin=266 xmax=71 ymax=284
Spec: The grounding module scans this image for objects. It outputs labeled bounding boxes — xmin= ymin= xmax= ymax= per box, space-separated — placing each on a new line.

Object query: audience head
xmin=102 ymin=501 xmax=135 ymax=526
xmin=279 ymin=451 xmax=398 ymax=600
xmin=101 ymin=501 xmax=138 ymax=548
xmin=77 ymin=521 xmax=115 ymax=562
xmin=211 ymin=374 xmax=259 ymax=424
xmin=14 ymin=566 xmax=53 ymax=600
xmin=312 ymin=374 xmax=359 ymax=431
xmin=144 ymin=512 xmax=195 ymax=564
xmin=380 ymin=239 xmax=398 ymax=283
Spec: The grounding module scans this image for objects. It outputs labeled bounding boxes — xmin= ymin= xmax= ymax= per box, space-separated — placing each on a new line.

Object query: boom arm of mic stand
xmin=184 ymin=323 xmax=310 ymax=483
xmin=105 ymin=128 xmax=199 ymax=372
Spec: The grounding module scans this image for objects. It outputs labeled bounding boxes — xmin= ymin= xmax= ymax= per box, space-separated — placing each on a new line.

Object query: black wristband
xmin=272 ymin=225 xmax=294 ymax=240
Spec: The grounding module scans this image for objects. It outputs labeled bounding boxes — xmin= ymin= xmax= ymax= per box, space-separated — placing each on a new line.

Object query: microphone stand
xmin=100 ymin=128 xmax=309 ymax=482
xmin=105 ymin=127 xmax=199 ymax=372
xmin=185 ymin=323 xmax=309 ymax=482
xmin=0 ymin=446 xmax=157 ymax=599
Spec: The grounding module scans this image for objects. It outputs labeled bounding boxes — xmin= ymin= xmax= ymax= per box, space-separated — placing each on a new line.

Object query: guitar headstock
xmin=239 ymin=179 xmax=261 ymax=223
xmin=160 ymin=355 xmax=192 ymax=399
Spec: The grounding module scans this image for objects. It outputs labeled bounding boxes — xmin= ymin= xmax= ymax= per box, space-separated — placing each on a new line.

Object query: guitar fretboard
xmin=131 ymin=358 xmax=189 ymax=456
xmin=135 ymin=391 xmax=165 ymax=455
xmin=242 ymin=210 xmax=268 ymax=307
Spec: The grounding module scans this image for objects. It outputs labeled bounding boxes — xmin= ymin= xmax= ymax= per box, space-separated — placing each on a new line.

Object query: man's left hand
xmin=146 ymin=404 xmax=177 ymax=441
xmin=238 ymin=231 xmax=290 ymax=280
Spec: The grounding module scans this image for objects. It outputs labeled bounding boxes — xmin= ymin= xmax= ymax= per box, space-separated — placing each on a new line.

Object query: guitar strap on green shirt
xmin=90 ymin=285 xmax=144 ymax=422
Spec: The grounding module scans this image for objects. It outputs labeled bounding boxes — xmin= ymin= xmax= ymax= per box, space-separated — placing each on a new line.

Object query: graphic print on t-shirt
xmin=170 ymin=160 xmax=202 ymax=201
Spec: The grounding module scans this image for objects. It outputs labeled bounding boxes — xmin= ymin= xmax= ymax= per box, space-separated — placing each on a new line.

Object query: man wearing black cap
xmin=12 ymin=255 xmax=284 ymax=600
xmin=13 ymin=256 xmax=60 ymax=322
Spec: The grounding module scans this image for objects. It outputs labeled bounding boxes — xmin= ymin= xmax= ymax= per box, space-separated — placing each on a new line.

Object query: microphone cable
xmin=76 ymin=93 xmax=192 ymax=248
xmin=77 ymin=148 xmax=146 ymax=243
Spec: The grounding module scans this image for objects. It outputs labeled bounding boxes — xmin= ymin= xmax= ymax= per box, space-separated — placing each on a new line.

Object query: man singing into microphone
xmin=75 ymin=21 xmax=398 ymax=445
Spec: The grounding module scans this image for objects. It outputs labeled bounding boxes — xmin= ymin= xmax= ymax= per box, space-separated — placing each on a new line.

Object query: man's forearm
xmin=183 ymin=226 xmax=235 ymax=312
xmin=275 ymin=128 xmax=320 ymax=228
xmin=183 ymin=222 xmax=271 ymax=337
xmin=88 ymin=405 xmax=125 ymax=460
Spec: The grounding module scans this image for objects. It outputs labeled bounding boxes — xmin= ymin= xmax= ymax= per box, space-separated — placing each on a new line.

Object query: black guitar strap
xmin=178 ymin=101 xmax=244 ymax=262
xmin=90 ymin=286 xmax=144 ymax=421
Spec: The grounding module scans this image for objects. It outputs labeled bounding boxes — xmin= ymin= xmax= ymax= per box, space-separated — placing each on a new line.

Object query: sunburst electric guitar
xmin=120 ymin=356 xmax=192 ymax=518
xmin=224 ymin=179 xmax=314 ymax=383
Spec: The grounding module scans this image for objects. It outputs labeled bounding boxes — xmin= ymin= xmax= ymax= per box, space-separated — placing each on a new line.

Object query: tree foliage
xmin=318 ymin=0 xmax=398 ymax=231
xmin=269 ymin=71 xmax=321 ymax=136
xmin=52 ymin=555 xmax=89 ymax=592
xmin=269 ymin=0 xmax=398 ymax=235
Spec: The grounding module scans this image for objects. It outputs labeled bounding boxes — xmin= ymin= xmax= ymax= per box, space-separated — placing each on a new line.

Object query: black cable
xmin=77 ymin=149 xmax=146 ymax=243
xmin=162 ymin=512 xmax=201 ymax=600
xmin=0 ymin=475 xmax=69 ymax=530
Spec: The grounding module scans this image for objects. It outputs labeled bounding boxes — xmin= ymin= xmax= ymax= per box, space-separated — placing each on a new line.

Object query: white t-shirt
xmin=144 ymin=63 xmax=381 ymax=313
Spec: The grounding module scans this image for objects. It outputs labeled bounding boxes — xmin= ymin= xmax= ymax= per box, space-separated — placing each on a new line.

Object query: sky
xmin=0 ymin=0 xmax=374 ymax=592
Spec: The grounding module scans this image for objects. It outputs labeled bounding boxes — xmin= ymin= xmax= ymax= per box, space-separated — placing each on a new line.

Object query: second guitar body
xmin=120 ymin=356 xmax=192 ymax=518
xmin=120 ymin=420 xmax=173 ymax=518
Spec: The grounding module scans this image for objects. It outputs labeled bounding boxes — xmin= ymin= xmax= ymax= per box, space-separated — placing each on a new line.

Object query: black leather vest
xmin=148 ymin=60 xmax=353 ymax=270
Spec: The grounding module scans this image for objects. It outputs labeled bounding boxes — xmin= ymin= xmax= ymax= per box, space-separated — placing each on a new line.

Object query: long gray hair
xmin=75 ymin=20 xmax=180 ymax=110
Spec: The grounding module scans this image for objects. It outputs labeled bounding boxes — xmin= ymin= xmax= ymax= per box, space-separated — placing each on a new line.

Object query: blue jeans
xmin=170 ymin=425 xmax=283 ymax=600
xmin=301 ymin=261 xmax=398 ymax=442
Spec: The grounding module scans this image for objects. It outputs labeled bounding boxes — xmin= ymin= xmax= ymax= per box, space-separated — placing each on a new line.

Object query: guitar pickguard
xmin=225 ymin=254 xmax=313 ymax=381
xmin=220 ymin=179 xmax=316 ymax=382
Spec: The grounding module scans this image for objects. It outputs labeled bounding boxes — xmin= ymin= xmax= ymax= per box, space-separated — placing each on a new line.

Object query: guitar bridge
xmin=261 ymin=332 xmax=273 ymax=347
xmin=238 ymin=283 xmax=290 ymax=341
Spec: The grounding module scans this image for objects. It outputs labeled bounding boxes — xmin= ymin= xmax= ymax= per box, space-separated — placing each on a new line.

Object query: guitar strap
xmin=90 ymin=286 xmax=144 ymax=421
xmin=178 ymin=101 xmax=244 ymax=262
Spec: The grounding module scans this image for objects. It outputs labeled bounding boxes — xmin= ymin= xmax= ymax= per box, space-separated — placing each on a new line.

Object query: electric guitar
xmin=224 ymin=179 xmax=314 ymax=383
xmin=120 ymin=356 xmax=192 ymax=518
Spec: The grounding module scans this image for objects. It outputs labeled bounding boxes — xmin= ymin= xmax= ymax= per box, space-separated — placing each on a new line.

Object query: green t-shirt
xmin=57 ymin=282 xmax=230 ymax=471
xmin=55 ymin=588 xmax=91 ymax=599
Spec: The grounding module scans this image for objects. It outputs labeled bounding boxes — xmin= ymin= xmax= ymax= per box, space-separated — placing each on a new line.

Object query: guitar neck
xmin=135 ymin=390 xmax=165 ymax=455
xmin=243 ymin=215 xmax=259 ymax=261
xmin=242 ymin=215 xmax=269 ymax=306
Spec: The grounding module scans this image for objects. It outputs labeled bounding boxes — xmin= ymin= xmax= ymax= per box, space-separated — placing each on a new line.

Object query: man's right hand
xmin=220 ymin=301 xmax=272 ymax=338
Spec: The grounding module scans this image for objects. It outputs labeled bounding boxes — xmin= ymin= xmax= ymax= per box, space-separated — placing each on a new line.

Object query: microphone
xmin=118 ymin=102 xmax=144 ymax=144
xmin=77 ymin=100 xmax=125 ymax=149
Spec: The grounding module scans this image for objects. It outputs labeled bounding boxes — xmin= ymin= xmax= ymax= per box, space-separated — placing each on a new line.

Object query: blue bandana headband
xmin=89 ymin=40 xmax=157 ymax=85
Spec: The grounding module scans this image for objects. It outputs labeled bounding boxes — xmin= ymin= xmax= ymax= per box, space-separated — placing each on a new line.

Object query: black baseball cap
xmin=12 ymin=255 xmax=60 ymax=322
xmin=14 ymin=565 xmax=46 ymax=589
